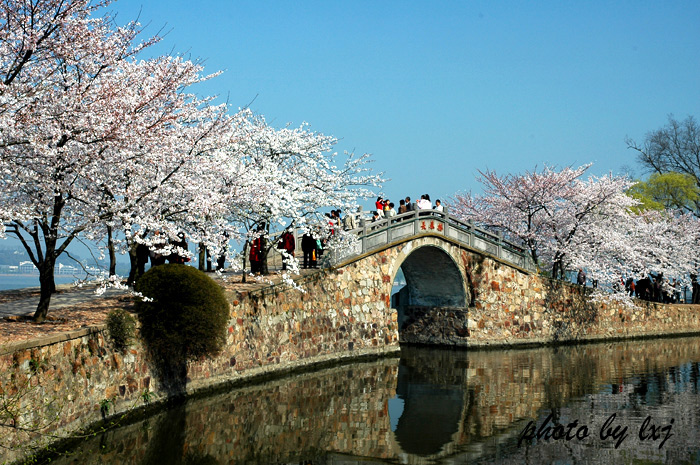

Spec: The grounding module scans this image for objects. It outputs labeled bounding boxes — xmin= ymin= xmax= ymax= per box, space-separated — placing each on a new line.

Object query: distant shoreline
xmin=0 ymin=275 xmax=79 ymax=292
xmin=1 ymin=273 xmax=43 ymax=277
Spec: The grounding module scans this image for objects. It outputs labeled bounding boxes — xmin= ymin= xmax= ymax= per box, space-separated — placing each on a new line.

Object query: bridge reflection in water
xmin=45 ymin=337 xmax=700 ymax=464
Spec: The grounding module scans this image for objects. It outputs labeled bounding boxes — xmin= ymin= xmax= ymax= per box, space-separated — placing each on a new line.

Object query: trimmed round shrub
xmin=106 ymin=309 xmax=137 ymax=351
xmin=135 ymin=264 xmax=229 ymax=362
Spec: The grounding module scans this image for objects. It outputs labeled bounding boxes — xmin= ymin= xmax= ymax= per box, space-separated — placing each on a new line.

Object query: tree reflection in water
xmin=39 ymin=337 xmax=700 ymax=464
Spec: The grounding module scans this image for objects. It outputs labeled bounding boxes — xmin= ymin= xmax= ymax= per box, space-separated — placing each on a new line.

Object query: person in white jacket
xmin=417 ymin=194 xmax=432 ymax=210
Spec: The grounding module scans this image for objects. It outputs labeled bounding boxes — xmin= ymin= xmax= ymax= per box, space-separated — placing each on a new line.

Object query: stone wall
xmin=41 ymin=359 xmax=401 ymax=465
xmin=399 ymin=240 xmax=700 ymax=346
xmin=0 ymin=259 xmax=402 ymax=464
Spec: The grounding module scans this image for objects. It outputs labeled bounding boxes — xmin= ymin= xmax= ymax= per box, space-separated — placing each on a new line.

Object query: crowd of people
xmin=138 ymin=206 xmax=700 ymax=305
xmin=299 ymin=209 xmax=352 ymax=269
xmin=292 ymin=195 xmax=450 ymax=269
xmin=372 ymin=195 xmax=443 ymax=222
xmin=623 ymin=273 xmax=700 ymax=304
xmin=576 ymin=268 xmax=700 ymax=304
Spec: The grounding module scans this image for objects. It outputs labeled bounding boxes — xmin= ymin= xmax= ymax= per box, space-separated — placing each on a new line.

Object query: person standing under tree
xmin=168 ymin=232 xmax=189 ymax=264
xmin=249 ymin=236 xmax=263 ymax=274
xmin=278 ymin=230 xmax=296 ymax=270
xmin=301 ymin=232 xmax=317 ymax=269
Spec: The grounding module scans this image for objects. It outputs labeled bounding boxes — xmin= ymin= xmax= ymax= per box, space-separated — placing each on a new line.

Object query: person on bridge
xmin=343 ymin=209 xmax=357 ymax=230
xmin=386 ymin=202 xmax=396 ymax=218
xmin=398 ymin=199 xmax=407 ymax=214
xmin=375 ymin=197 xmax=386 ymax=218
xmin=382 ymin=199 xmax=392 ymax=216
xmin=417 ymin=194 xmax=432 ymax=210
xmin=435 ymin=199 xmax=444 ymax=212
xmin=405 ymin=196 xmax=415 ymax=211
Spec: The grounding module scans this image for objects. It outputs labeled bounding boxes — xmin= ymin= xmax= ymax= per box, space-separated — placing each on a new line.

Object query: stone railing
xmin=326 ymin=209 xmax=537 ymax=272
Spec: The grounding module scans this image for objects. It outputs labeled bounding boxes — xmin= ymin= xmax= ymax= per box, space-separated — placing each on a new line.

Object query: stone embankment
xmin=399 ymin=241 xmax=700 ymax=346
xmin=0 ymin=264 xmax=399 ymax=464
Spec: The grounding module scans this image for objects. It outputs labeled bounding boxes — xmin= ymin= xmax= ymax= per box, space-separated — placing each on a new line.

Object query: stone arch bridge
xmin=328 ymin=210 xmax=535 ymax=342
xmin=5 ymin=213 xmax=699 ymax=463
xmin=231 ymin=210 xmax=542 ymax=365
xmin=325 ymin=210 xmax=537 ymax=345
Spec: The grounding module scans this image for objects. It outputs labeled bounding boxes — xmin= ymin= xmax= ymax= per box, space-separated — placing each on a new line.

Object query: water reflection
xmin=43 ymin=337 xmax=700 ymax=464
xmin=394 ymin=348 xmax=464 ymax=456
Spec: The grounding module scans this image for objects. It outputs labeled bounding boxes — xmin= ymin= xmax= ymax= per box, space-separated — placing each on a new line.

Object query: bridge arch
xmin=390 ymin=243 xmax=469 ymax=329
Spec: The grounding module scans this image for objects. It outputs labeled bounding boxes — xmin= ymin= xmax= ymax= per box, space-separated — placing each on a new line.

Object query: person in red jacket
xmin=375 ymin=196 xmax=386 ymax=218
xmin=249 ymin=236 xmax=263 ymax=274
xmin=278 ymin=230 xmax=296 ymax=270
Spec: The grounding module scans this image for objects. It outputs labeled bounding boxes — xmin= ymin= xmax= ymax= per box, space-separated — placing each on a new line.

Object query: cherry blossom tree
xmin=89 ymin=59 xmax=243 ymax=285
xmin=0 ymin=0 xmax=237 ymax=320
xmin=451 ymin=164 xmax=700 ymax=302
xmin=0 ymin=0 xmax=383 ymax=321
xmin=570 ymin=209 xmax=700 ymax=294
xmin=115 ymin=108 xmax=267 ymax=281
xmin=450 ymin=165 xmax=590 ymax=267
xmin=222 ymin=114 xmax=384 ymax=276
xmin=0 ymin=1 xmax=147 ymax=320
xmin=542 ymin=173 xmax=636 ymax=280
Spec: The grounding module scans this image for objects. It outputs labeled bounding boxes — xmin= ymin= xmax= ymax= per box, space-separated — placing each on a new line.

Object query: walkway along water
xmin=2 ymin=210 xmax=700 ymax=463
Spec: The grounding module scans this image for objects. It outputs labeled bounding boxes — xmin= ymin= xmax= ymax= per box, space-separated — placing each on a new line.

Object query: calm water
xmin=0 ymin=275 xmax=79 ymax=291
xmin=41 ymin=337 xmax=700 ymax=464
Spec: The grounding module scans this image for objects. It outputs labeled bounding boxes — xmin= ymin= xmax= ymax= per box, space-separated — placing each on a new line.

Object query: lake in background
xmin=0 ymin=275 xmax=82 ymax=291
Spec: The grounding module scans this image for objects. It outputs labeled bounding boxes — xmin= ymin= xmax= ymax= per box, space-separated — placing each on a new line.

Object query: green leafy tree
xmin=627 ymin=115 xmax=700 ymax=215
xmin=627 ymin=172 xmax=700 ymax=213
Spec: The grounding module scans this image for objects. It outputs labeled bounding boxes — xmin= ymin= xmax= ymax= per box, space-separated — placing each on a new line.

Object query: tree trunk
xmin=528 ymin=248 xmax=538 ymax=270
xmin=49 ymin=274 xmax=56 ymax=294
xmin=241 ymin=240 xmax=249 ymax=283
xmin=107 ymin=225 xmax=117 ymax=276
xmin=260 ymin=237 xmax=269 ymax=275
xmin=198 ymin=243 xmax=206 ymax=271
xmin=551 ymin=261 xmax=561 ymax=281
xmin=127 ymin=241 xmax=139 ymax=285
xmin=34 ymin=261 xmax=56 ymax=322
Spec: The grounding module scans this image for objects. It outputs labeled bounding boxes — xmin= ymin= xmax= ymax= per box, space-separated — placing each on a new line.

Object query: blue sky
xmin=104 ymin=0 xmax=700 ymax=208
xmin=3 ymin=1 xmax=700 ymax=281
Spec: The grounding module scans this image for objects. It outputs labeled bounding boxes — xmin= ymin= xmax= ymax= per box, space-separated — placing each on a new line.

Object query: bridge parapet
xmin=330 ymin=209 xmax=536 ymax=272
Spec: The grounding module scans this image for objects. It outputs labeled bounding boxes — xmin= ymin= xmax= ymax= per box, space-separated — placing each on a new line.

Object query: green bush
xmin=106 ymin=309 xmax=137 ymax=351
xmin=135 ymin=264 xmax=229 ymax=362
